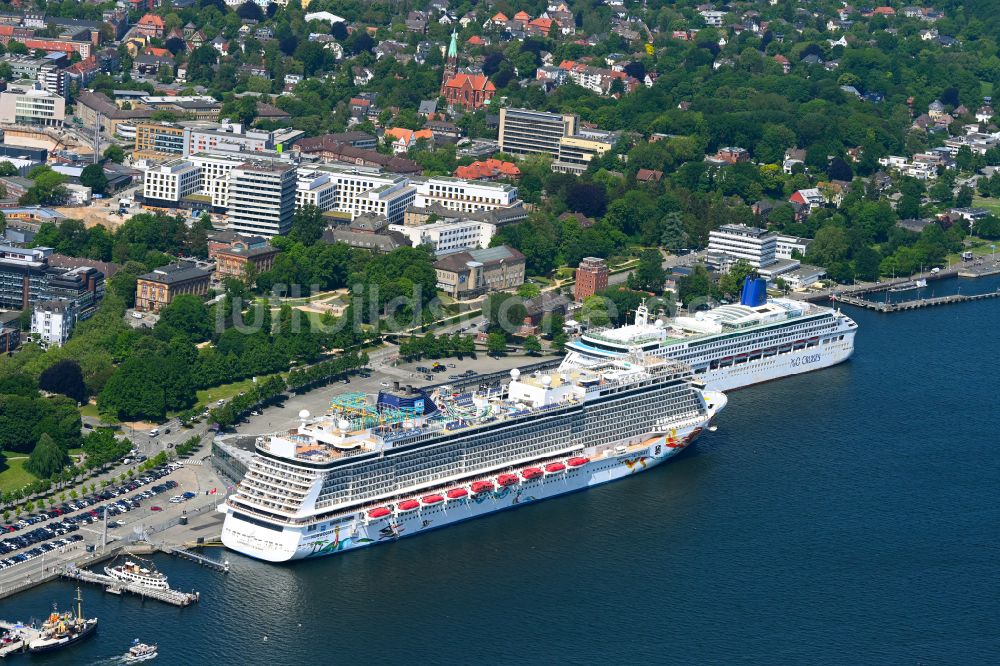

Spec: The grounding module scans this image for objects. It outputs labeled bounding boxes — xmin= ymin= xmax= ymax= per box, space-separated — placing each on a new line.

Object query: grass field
xmin=195 ymin=378 xmax=258 ymax=406
xmin=972 ymin=196 xmax=1000 ymax=216
xmin=80 ymin=402 xmax=101 ymax=419
xmin=0 ymin=452 xmax=38 ymax=494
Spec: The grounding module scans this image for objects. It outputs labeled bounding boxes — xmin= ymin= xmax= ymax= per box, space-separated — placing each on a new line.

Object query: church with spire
xmin=439 ymin=30 xmax=496 ymax=112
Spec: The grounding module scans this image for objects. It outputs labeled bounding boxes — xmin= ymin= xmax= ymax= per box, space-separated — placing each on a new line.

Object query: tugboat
xmin=124 ymin=638 xmax=158 ymax=662
xmin=105 ymin=557 xmax=169 ymax=590
xmin=27 ymin=587 xmax=98 ymax=654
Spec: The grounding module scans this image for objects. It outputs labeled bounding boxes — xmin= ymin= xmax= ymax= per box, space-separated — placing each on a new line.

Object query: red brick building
xmin=574 ymin=257 xmax=609 ymax=302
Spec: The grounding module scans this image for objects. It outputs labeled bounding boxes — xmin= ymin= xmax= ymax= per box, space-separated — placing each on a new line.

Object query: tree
xmin=718 ymin=259 xmax=757 ymax=299
xmin=103 ymin=144 xmax=125 ymax=163
xmin=0 ymin=161 xmax=18 ymax=176
xmin=628 ymin=249 xmax=667 ymax=293
xmin=80 ymin=164 xmax=107 ymax=194
xmin=516 ymin=282 xmax=541 ymax=299
xmin=38 ymin=360 xmax=88 ymax=404
xmin=25 ymin=433 xmax=68 ymax=479
xmin=156 ymin=294 xmax=213 ymax=341
xmin=236 ymin=1 xmax=263 ymax=20
xmin=288 ymin=205 xmax=328 ymax=245
xmin=678 ymin=265 xmax=716 ymax=308
xmin=523 ymin=335 xmax=542 ymax=355
xmin=579 ymin=295 xmax=612 ymax=327
xmin=20 ymin=167 xmax=67 ymax=205
xmin=486 ymin=331 xmax=507 ymax=356
xmin=955 ymin=185 xmax=974 ymax=208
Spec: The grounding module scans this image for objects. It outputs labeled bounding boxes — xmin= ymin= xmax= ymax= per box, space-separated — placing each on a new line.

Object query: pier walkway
xmin=0 ymin=621 xmax=39 ymax=658
xmin=833 ymin=290 xmax=1000 ymax=313
xmin=157 ymin=545 xmax=229 ymax=573
xmin=61 ymin=566 xmax=199 ymax=607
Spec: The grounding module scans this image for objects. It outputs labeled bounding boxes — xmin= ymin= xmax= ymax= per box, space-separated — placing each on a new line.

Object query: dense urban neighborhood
xmin=0 ymin=0 xmax=999 ymax=501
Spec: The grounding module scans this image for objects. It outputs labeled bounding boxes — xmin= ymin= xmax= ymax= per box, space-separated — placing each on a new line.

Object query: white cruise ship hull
xmin=220 ymin=412 xmax=720 ymax=563
xmin=698 ymin=329 xmax=856 ymax=392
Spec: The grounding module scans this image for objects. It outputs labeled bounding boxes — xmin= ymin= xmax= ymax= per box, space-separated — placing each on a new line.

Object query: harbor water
xmin=3 ymin=275 xmax=998 ymax=665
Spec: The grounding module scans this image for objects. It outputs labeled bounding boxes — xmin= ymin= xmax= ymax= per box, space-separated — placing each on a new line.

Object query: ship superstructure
xmin=562 ymin=277 xmax=857 ymax=391
xmin=220 ymin=356 xmax=725 ymax=562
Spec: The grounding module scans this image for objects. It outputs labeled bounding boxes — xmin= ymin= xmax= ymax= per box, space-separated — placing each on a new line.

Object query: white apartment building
xmin=225 ymin=161 xmax=297 ymax=237
xmin=414 ymin=177 xmax=520 ymax=213
xmin=700 ymin=10 xmax=726 ymax=27
xmin=348 ymin=181 xmax=416 ymax=223
xmin=143 ymin=159 xmax=201 ymax=204
xmin=388 ymin=219 xmax=496 ymax=255
xmin=185 ymin=122 xmax=302 ymax=155
xmin=30 ymin=298 xmax=77 ymax=348
xmin=775 ymin=235 xmax=812 ymax=260
xmin=707 ymin=224 xmax=778 ymax=268
xmin=295 ymin=169 xmax=339 ymax=211
xmin=0 ymin=81 xmax=65 ymax=127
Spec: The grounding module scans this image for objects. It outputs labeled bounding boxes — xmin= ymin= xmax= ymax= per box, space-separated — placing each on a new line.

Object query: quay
xmin=833 ymin=290 xmax=1000 ymax=313
xmin=61 ymin=565 xmax=199 ymax=607
xmin=0 ymin=621 xmax=39 ymax=658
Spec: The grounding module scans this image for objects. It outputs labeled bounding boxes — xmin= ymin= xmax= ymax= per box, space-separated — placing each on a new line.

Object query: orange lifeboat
xmin=521 ymin=467 xmax=543 ymax=480
xmin=368 ymin=507 xmax=391 ymax=518
xmin=544 ymin=462 xmax=566 ymax=473
xmin=471 ymin=481 xmax=494 ymax=494
xmin=497 ymin=473 xmax=518 ymax=486
xmin=567 ymin=457 xmax=590 ymax=467
xmin=422 ymin=494 xmax=444 ymax=504
xmin=398 ymin=500 xmax=420 ymax=511
xmin=446 ymin=488 xmax=468 ymax=499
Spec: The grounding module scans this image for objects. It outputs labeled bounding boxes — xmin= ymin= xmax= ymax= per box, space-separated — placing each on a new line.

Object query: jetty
xmin=833 ymin=290 xmax=1000 ymax=313
xmin=0 ymin=622 xmax=39 ymax=658
xmin=61 ymin=566 xmax=199 ymax=607
xmin=157 ymin=545 xmax=229 ymax=573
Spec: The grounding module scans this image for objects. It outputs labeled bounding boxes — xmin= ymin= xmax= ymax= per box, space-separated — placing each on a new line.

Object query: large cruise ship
xmin=562 ymin=277 xmax=857 ymax=392
xmin=220 ymin=356 xmax=726 ymax=562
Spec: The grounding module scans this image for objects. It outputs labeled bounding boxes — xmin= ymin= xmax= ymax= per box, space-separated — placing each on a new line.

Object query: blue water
xmin=3 ymin=276 xmax=999 ymax=665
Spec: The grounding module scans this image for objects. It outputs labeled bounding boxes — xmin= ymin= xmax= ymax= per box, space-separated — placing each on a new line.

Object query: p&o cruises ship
xmin=562 ymin=277 xmax=857 ymax=392
xmin=220 ymin=356 xmax=725 ymax=562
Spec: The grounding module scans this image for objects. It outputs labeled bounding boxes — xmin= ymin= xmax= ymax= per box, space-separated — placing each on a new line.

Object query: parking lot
xmin=0 ymin=464 xmax=188 ymax=572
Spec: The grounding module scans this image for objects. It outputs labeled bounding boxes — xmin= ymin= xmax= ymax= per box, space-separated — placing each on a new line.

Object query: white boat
xmin=104 ymin=560 xmax=169 ymax=590
xmin=124 ymin=639 xmax=158 ymax=662
xmin=562 ymin=277 xmax=857 ymax=392
xmin=220 ymin=356 xmax=726 ymax=562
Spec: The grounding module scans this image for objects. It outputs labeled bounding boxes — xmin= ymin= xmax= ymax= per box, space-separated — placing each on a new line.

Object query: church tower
xmin=440 ymin=29 xmax=459 ymax=96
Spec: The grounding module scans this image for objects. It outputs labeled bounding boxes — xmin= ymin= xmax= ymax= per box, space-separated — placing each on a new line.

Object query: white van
xmin=148 ymin=429 xmax=160 ymax=437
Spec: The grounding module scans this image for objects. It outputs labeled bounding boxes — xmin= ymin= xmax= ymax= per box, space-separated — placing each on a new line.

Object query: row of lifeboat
xmin=366 ymin=455 xmax=592 ymax=519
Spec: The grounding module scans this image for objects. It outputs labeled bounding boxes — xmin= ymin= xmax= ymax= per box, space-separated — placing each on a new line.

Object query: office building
xmin=44 ymin=265 xmax=105 ymax=319
xmin=30 ymin=298 xmax=77 ymax=348
xmin=0 ymin=245 xmax=52 ymax=309
xmin=574 ymin=257 xmax=609 ymax=302
xmin=553 ymin=132 xmax=616 ymax=174
xmin=498 ymin=107 xmax=577 ymax=157
xmin=433 ymin=245 xmax=526 ymax=299
xmin=0 ymin=81 xmax=65 ymax=127
xmin=134 ymin=122 xmax=186 ymax=159
xmin=225 ymin=161 xmax=297 ymax=237
xmin=142 ymin=159 xmax=201 ymax=206
xmin=389 ymin=219 xmax=491 ymax=256
xmin=707 ymin=224 xmax=778 ymax=268
xmin=296 ymin=169 xmax=338 ymax=211
xmin=135 ymin=263 xmax=211 ymax=312
xmin=413 ymin=176 xmax=521 ymax=213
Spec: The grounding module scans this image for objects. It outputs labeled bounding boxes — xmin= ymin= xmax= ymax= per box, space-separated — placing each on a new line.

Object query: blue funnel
xmin=739 ymin=276 xmax=767 ymax=307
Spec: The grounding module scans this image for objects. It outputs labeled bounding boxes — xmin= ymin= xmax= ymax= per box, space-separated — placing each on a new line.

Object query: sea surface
xmin=4 ymin=275 xmax=999 ymax=665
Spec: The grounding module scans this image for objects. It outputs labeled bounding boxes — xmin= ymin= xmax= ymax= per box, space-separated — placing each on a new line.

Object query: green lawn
xmin=981 ymin=81 xmax=993 ymax=99
xmin=80 ymin=402 xmax=100 ymax=418
xmin=195 ymin=378 xmax=258 ymax=406
xmin=972 ymin=196 xmax=1000 ymax=216
xmin=0 ymin=452 xmax=39 ymax=494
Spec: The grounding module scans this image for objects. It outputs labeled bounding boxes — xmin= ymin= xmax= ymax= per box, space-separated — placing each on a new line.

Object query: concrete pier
xmin=61 ymin=566 xmax=199 ymax=607
xmin=833 ymin=290 xmax=1000 ymax=313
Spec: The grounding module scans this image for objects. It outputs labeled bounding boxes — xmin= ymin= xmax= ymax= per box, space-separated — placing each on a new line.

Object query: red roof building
xmin=440 ymin=72 xmax=496 ymax=111
xmin=136 ymin=14 xmax=165 ymax=38
xmin=454 ymin=159 xmax=520 ymax=181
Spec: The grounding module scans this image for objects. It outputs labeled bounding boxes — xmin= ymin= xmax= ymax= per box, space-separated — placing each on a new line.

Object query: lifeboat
xmin=368 ymin=507 xmax=391 ymax=518
xmin=521 ymin=467 xmax=542 ymax=480
xmin=446 ymin=488 xmax=468 ymax=499
xmin=398 ymin=500 xmax=420 ymax=511
xmin=567 ymin=457 xmax=590 ymax=467
xmin=544 ymin=462 xmax=566 ymax=473
xmin=471 ymin=481 xmax=494 ymax=494
xmin=497 ymin=473 xmax=518 ymax=487
xmin=422 ymin=494 xmax=444 ymax=505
